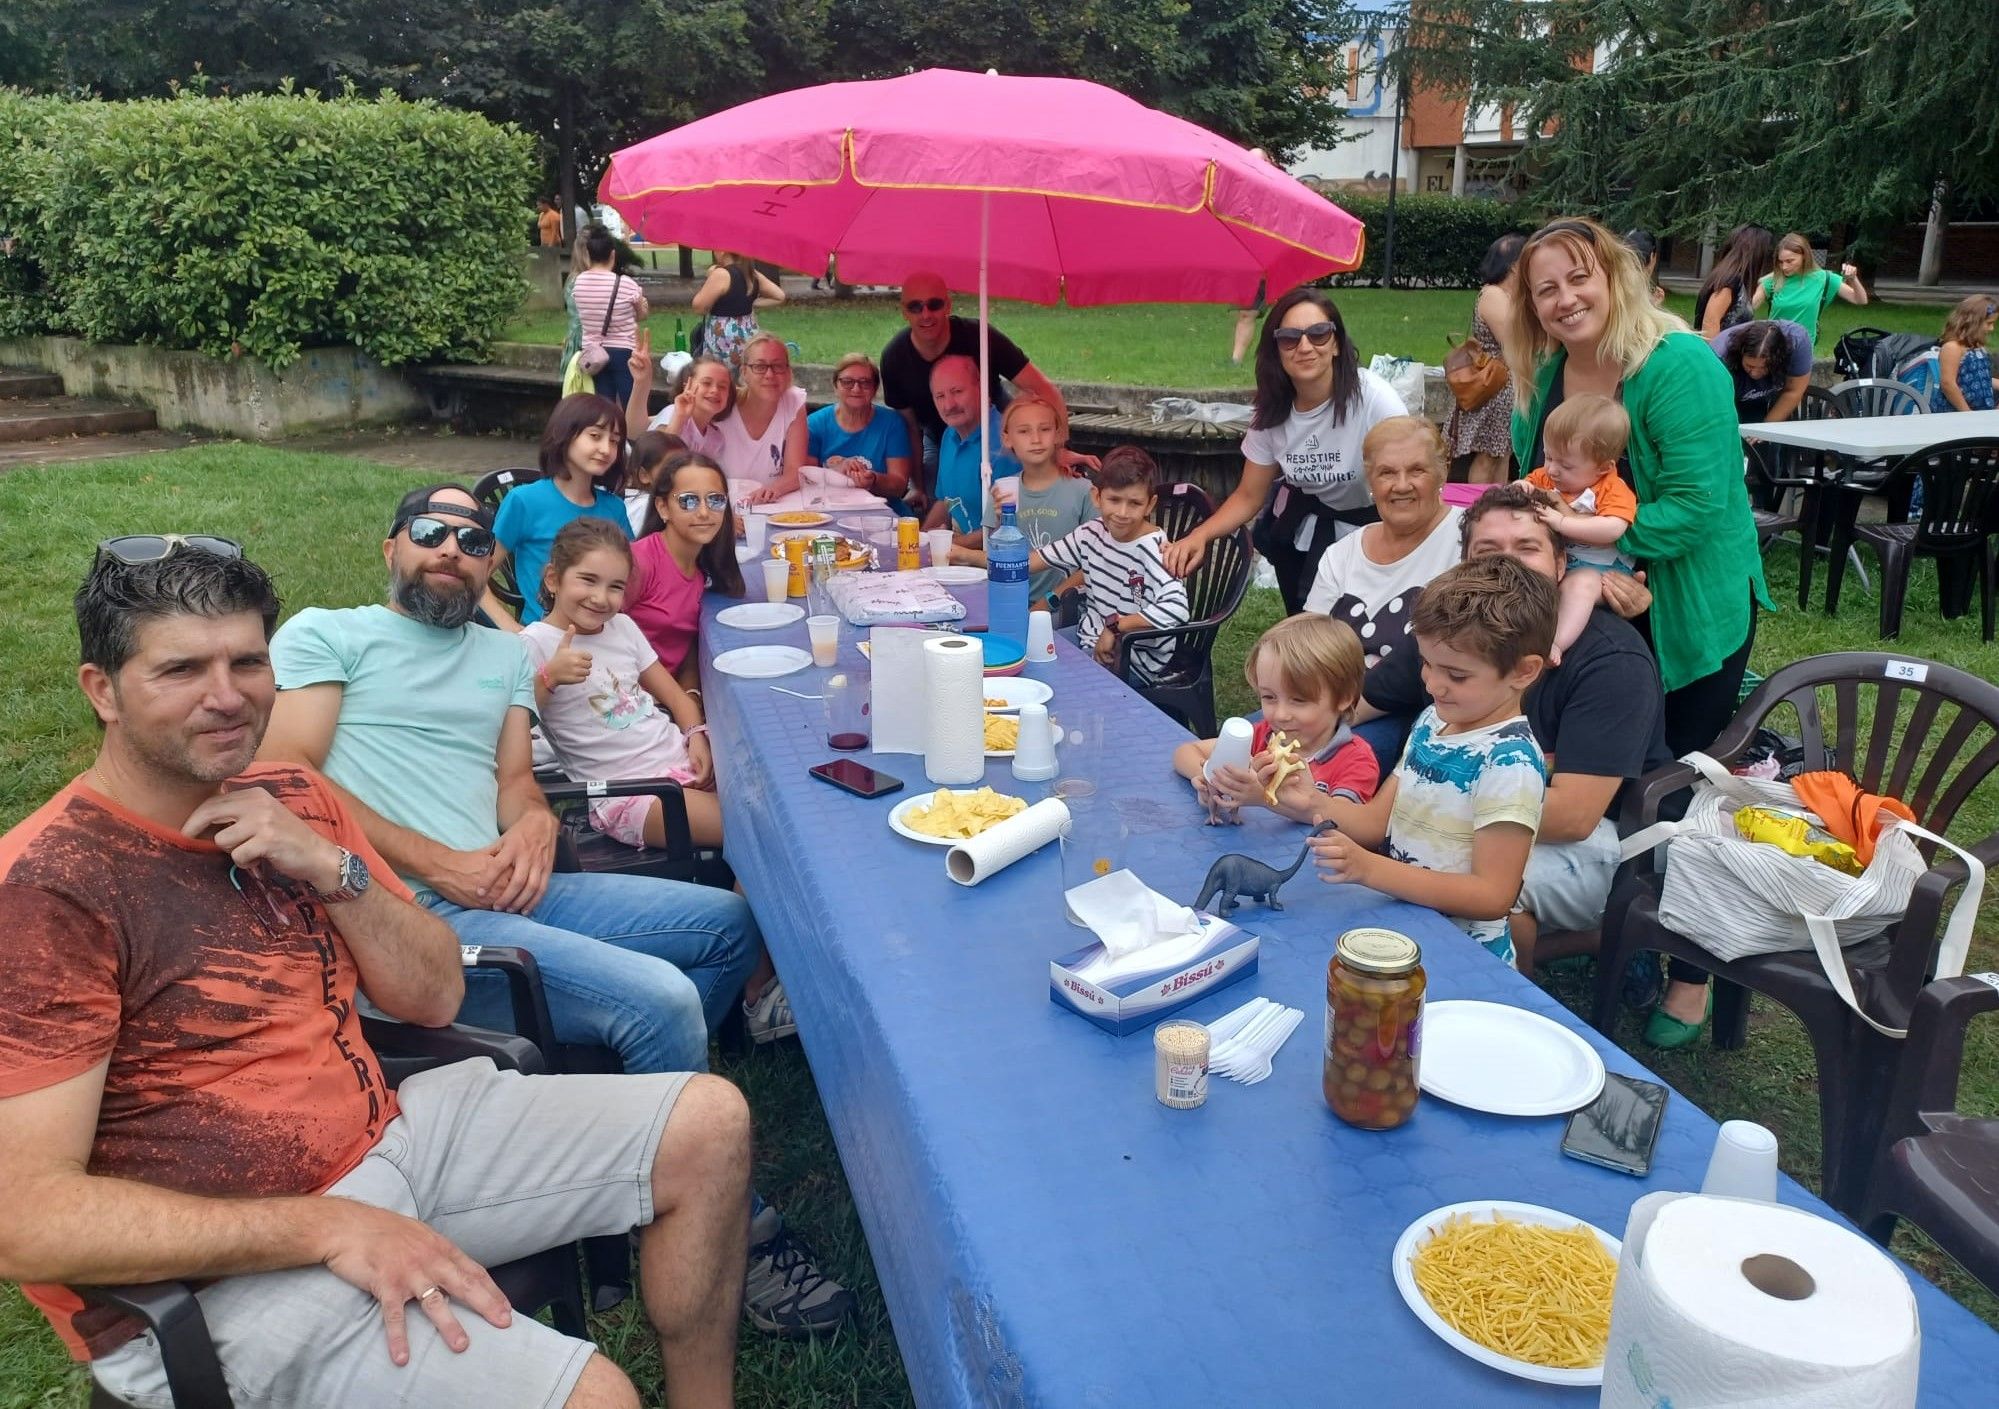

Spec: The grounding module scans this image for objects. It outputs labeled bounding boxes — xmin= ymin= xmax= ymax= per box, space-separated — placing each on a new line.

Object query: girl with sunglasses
xmin=1162 ymin=287 xmax=1410 ymax=613
xmin=481 ymin=393 xmax=633 ymax=630
xmin=626 ymin=452 xmax=746 ymax=683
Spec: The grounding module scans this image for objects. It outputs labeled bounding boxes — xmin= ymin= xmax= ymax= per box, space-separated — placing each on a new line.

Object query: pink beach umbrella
xmin=600 ymin=67 xmax=1365 ymax=503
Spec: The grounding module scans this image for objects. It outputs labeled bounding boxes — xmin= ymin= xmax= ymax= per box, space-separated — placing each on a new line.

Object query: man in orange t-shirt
xmin=0 ymin=542 xmax=748 ymax=1408
xmin=536 ymin=197 xmax=565 ymax=248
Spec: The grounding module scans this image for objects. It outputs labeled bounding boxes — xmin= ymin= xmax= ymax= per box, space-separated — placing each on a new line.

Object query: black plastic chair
xmin=1593 ymin=652 xmax=1999 ymax=1211
xmin=1747 ymin=387 xmax=1850 ymax=607
xmin=80 ymin=1007 xmax=586 ymax=1409
xmin=1113 ymin=522 xmax=1252 ymax=739
xmin=470 ymin=466 xmax=544 ymax=619
xmin=1824 ymin=438 xmax=1999 ymax=643
xmin=1859 ymin=974 xmax=1999 ymax=1296
xmin=542 ymin=775 xmax=735 ymax=893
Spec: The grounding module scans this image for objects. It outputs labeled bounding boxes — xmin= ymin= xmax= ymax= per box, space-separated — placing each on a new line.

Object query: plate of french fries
xmin=982 ymin=712 xmax=1060 ymax=758
xmin=888 ymin=787 xmax=1028 ymax=845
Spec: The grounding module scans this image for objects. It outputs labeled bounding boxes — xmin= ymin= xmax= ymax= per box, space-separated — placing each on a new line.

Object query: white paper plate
xmin=1418 ymin=1001 xmax=1606 ymax=1116
xmin=924 ymin=565 xmax=988 ymax=584
xmin=711 ymin=645 xmax=813 ymax=679
xmin=1392 ymin=1200 xmax=1619 ymax=1387
xmin=715 ymin=602 xmax=805 ymax=630
xmin=765 ymin=511 xmax=832 ymax=529
xmin=980 ymin=678 xmax=1053 ymax=712
xmin=888 ymin=789 xmax=1019 ymax=846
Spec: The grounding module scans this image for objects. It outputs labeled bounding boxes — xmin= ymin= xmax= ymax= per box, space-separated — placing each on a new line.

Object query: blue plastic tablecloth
xmin=700 ymin=590 xmax=1999 ymax=1407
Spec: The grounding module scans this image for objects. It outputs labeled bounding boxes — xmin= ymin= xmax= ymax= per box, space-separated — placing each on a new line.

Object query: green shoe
xmin=1644 ymin=990 xmax=1713 ymax=1050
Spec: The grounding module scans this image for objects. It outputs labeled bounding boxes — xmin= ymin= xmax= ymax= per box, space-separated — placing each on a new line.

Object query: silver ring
xmin=415 ymin=1285 xmax=443 ymax=1303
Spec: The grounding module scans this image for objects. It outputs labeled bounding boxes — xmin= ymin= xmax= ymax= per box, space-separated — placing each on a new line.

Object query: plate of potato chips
xmin=982 ymin=712 xmax=1059 ymax=758
xmin=888 ymin=787 xmax=1027 ymax=845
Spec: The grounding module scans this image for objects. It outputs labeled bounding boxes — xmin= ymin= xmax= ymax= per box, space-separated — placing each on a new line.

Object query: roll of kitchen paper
xmin=945 ymin=797 xmax=1071 ymax=886
xmin=1601 ymin=1192 xmax=1919 ymax=1409
xmin=923 ymin=634 xmax=986 ymax=785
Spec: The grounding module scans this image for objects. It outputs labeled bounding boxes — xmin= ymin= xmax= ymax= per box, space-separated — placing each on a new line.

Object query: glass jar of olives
xmin=1324 ymin=928 xmax=1425 ymax=1130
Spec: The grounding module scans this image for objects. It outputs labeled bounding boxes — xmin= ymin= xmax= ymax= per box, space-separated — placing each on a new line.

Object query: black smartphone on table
xmin=1561 ymin=1072 xmax=1669 ymax=1176
xmin=809 ymin=760 xmax=905 ymax=799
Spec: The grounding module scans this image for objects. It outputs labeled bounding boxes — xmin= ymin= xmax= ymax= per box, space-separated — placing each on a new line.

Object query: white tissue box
xmin=1050 ymin=914 xmax=1259 ymax=1035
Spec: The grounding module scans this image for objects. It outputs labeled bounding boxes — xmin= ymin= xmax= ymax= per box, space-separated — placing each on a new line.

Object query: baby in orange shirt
xmin=1523 ymin=394 xmax=1637 ymax=665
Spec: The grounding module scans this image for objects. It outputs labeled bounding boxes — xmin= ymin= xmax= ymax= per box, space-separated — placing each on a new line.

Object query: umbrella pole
xmin=979 ymin=189 xmax=990 ymax=552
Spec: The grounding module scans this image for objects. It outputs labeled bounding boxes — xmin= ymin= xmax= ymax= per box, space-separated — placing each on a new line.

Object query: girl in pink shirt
xmin=628 ymin=452 xmax=746 ymax=682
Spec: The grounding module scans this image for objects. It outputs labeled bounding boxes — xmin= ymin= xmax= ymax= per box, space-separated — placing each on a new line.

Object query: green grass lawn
xmin=2 ymin=443 xmax=1995 ymax=1406
xmin=499 ymin=290 xmax=1954 ymax=390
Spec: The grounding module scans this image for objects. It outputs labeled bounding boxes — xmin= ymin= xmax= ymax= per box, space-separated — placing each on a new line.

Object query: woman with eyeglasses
xmin=1162 ymin=288 xmax=1410 ymax=613
xmin=1506 ymin=216 xmax=1772 ymax=1050
xmin=711 ymin=332 xmax=811 ymax=505
xmin=1933 ymin=293 xmax=1998 ymax=414
xmin=805 ymin=352 xmax=915 ymax=511
xmin=691 ymin=250 xmax=784 ymax=371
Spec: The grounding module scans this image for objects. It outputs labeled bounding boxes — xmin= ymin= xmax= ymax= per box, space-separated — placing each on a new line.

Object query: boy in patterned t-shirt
xmin=1031 ymin=445 xmax=1190 ymax=685
xmin=1309 ymin=556 xmax=1556 ymax=965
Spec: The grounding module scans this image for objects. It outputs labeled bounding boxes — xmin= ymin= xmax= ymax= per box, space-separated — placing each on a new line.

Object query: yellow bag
xmin=1733 ymin=806 xmax=1862 ymax=876
xmin=561 ymin=351 xmax=593 ymax=398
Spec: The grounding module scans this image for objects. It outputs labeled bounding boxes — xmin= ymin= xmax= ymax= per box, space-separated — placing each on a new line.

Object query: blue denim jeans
xmin=425 ymin=871 xmax=761 ymax=1076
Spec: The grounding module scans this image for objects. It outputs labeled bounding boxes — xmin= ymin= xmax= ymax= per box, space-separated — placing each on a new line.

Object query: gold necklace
xmin=91 ymin=767 xmax=124 ymax=808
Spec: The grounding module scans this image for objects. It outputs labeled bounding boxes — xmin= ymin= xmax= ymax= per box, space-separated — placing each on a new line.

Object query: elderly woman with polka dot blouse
xmin=1303 ymin=416 xmax=1463 ymax=765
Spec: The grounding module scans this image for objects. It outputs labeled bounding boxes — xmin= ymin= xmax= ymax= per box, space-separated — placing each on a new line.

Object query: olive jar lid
xmin=1335 ymin=928 xmax=1422 ymax=976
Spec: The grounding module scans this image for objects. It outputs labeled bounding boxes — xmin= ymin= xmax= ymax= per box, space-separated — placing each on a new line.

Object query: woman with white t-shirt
xmin=651 ymin=331 xmax=809 ymax=502
xmin=1162 ymin=288 xmax=1408 ymax=613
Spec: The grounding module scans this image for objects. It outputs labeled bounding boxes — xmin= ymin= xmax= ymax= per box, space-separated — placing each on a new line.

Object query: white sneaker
xmin=743 ymin=979 xmax=797 ymax=1044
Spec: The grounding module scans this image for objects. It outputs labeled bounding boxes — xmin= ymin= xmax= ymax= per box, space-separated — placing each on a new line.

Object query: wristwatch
xmin=315 ymin=847 xmax=372 ymax=904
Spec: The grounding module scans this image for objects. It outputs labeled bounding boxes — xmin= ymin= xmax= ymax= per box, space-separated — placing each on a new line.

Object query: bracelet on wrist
xmin=535 ymin=665 xmax=552 ymax=690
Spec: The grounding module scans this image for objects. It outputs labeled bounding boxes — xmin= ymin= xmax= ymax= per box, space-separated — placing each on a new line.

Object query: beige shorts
xmin=90 ymin=1058 xmax=691 ymax=1409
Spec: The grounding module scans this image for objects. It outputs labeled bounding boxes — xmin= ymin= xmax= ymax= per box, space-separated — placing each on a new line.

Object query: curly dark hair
xmin=1456 ymin=480 xmax=1565 ymax=558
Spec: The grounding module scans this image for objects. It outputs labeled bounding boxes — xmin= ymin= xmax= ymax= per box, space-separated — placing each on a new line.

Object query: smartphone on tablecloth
xmin=1561 ymin=1072 xmax=1669 ymax=1176
xmin=809 ymin=759 xmax=905 ymax=799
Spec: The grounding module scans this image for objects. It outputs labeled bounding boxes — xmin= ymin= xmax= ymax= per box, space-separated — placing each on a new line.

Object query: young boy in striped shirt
xmin=1030 ymin=446 xmax=1191 ymax=684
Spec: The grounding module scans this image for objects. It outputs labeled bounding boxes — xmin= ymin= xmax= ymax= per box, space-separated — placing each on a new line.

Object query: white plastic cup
xmin=1025 ymin=609 xmax=1056 ymax=662
xmin=1010 ymin=702 xmax=1058 ymax=782
xmin=925 ymin=528 xmax=954 ymax=570
xmin=806 ymin=614 xmax=840 ymax=668
xmin=760 ymin=558 xmax=789 ymax=604
xmin=743 ymin=512 xmax=769 ymax=555
xmin=1701 ymin=1120 xmax=1779 ymax=1202
xmin=1204 ymin=716 xmax=1256 ymax=783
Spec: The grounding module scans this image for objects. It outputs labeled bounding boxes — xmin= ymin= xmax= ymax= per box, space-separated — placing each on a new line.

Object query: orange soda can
xmin=783 ymin=537 xmax=809 ymax=597
xmin=896 ymin=517 xmax=921 ymax=572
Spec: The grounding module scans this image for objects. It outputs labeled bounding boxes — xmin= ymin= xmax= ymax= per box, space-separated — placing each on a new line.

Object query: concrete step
xmin=0 ymin=427 xmax=198 ymax=474
xmin=0 ymin=396 xmax=158 ymax=444
xmin=0 ymin=369 xmax=65 ymax=399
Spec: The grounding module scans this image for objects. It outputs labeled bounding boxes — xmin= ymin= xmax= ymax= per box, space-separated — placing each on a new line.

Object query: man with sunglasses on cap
xmin=261 ymin=484 xmax=856 ymax=1337
xmin=878 ymin=270 xmax=1085 ymax=504
xmin=0 ymin=536 xmax=750 ymax=1408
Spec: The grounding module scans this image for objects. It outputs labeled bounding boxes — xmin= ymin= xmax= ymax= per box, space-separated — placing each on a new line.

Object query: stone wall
xmin=0 ymin=337 xmax=426 ymax=440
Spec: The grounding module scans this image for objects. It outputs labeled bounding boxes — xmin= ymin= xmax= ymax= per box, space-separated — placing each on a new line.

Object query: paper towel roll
xmin=945 ymin=797 xmax=1071 ymax=886
xmin=923 ymin=634 xmax=986 ymax=784
xmin=1601 ymin=1192 xmax=1919 ymax=1409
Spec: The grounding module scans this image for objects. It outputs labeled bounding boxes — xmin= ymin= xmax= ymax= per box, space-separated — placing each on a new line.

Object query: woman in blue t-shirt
xmin=805 ymin=352 xmax=915 ymax=512
xmin=481 ymin=393 xmax=633 ymax=629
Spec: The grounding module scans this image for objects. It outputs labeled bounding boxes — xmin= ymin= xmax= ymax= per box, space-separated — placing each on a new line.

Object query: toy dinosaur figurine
xmin=1262 ymin=730 xmax=1306 ymax=804
xmin=1192 ymin=822 xmax=1337 ymax=919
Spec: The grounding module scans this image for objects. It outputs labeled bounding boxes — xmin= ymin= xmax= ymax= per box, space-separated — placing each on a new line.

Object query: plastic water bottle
xmin=988 ymin=501 xmax=1030 ymax=647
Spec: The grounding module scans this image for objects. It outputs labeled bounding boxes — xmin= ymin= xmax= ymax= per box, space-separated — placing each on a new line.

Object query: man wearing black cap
xmin=262 ymin=483 xmax=855 ymax=1336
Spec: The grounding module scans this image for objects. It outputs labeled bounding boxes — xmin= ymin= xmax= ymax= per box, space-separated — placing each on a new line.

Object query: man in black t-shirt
xmin=1358 ymin=482 xmax=1672 ymax=967
xmin=879 ymin=271 xmax=1085 ymax=501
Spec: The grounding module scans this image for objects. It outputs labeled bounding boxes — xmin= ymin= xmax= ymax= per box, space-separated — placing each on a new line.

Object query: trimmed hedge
xmin=1321 ymin=192 xmax=1534 ymax=290
xmin=2 ymin=90 xmax=535 ymax=369
xmin=0 ymin=91 xmax=65 ymax=339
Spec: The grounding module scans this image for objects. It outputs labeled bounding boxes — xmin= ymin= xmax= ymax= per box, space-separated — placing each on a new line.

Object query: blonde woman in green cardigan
xmin=1504 ymin=217 xmax=1774 ymax=1048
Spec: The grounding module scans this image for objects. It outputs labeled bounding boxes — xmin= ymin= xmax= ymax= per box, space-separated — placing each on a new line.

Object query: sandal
xmin=1643 ymin=988 xmax=1713 ymax=1050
